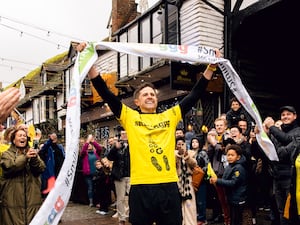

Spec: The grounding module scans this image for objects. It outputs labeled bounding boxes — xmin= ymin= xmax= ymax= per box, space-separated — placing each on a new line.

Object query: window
xmin=39 ymin=96 xmax=46 ymax=123
xmin=82 ymin=79 xmax=92 ymax=96
xmin=128 ymin=24 xmax=139 ymax=74
xmin=117 ymin=3 xmax=179 ymax=77
xmin=152 ymin=4 xmax=178 ymax=44
xmin=119 ymin=33 xmax=128 ymax=78
xmin=33 ymin=99 xmax=39 ymax=124
xmin=153 ymin=11 xmax=163 ymax=44
xmin=140 ymin=16 xmax=151 ymax=69
xmin=167 ymin=4 xmax=178 ymax=44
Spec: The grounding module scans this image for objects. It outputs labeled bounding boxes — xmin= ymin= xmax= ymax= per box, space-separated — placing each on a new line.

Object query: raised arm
xmin=179 ymin=49 xmax=221 ymax=115
xmin=0 ymin=87 xmax=21 ymax=123
xmin=76 ymin=42 xmax=122 ymax=118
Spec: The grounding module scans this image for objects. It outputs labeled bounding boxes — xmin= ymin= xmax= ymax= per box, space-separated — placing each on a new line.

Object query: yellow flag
xmin=0 ymin=144 xmax=10 ymax=153
xmin=27 ymin=124 xmax=36 ymax=147
xmin=283 ymin=193 xmax=291 ymax=219
xmin=207 ymin=162 xmax=217 ymax=178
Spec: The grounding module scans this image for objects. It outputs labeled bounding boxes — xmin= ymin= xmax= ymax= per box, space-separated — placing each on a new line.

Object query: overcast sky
xmin=0 ymin=0 xmax=158 ymax=88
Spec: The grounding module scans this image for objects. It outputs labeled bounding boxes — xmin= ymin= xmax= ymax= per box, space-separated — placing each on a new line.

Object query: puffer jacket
xmin=216 ymin=155 xmax=248 ymax=205
xmin=39 ymin=138 xmax=65 ymax=179
xmin=269 ymin=120 xmax=300 ymax=179
xmin=107 ymin=142 xmax=130 ymax=180
xmin=207 ymin=143 xmax=226 ymax=177
xmin=0 ymin=145 xmax=46 ymax=225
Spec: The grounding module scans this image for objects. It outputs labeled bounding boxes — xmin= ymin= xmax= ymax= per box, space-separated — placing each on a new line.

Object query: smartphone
xmin=33 ymin=139 xmax=39 ymax=150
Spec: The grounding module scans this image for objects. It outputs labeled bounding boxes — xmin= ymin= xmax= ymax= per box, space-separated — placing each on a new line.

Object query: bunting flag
xmin=30 ymin=42 xmax=278 ymax=225
xmin=27 ymin=124 xmax=35 ymax=140
xmin=19 ymin=80 xmax=26 ymax=99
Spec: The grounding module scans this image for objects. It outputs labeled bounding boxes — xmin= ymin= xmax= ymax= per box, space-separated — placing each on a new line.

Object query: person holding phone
xmin=0 ymin=126 xmax=45 ymax=225
xmin=175 ymin=136 xmax=198 ymax=225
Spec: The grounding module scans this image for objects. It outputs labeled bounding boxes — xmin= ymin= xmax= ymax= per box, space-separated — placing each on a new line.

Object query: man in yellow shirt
xmin=77 ymin=42 xmax=220 ymax=225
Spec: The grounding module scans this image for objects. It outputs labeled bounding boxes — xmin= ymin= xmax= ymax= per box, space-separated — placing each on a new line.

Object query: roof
xmin=4 ymin=51 xmax=68 ymax=90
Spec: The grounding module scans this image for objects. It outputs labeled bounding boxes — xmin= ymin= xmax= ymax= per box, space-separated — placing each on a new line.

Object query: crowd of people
xmin=0 ymin=44 xmax=299 ymax=225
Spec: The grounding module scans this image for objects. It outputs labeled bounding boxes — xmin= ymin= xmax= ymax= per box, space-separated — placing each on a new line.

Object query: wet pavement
xmin=60 ymin=201 xmax=272 ymax=225
xmin=61 ymin=201 xmax=119 ymax=225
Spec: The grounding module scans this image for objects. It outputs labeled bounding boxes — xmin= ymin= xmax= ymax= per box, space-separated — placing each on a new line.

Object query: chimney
xmin=111 ymin=0 xmax=138 ymax=34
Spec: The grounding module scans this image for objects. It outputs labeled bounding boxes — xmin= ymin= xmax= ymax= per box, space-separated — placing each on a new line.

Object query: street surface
xmin=60 ymin=201 xmax=272 ymax=225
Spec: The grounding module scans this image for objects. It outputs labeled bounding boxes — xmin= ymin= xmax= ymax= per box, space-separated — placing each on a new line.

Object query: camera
xmin=114 ymin=125 xmax=124 ymax=141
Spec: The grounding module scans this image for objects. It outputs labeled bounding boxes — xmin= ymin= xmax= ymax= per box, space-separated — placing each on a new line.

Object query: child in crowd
xmin=210 ymin=144 xmax=249 ymax=225
xmin=93 ymin=158 xmax=112 ymax=215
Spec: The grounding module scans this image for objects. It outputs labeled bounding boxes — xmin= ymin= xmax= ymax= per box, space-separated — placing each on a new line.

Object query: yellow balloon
xmin=28 ymin=124 xmax=36 ymax=140
xmin=201 ymin=125 xmax=208 ymax=133
xmin=0 ymin=144 xmax=10 ymax=153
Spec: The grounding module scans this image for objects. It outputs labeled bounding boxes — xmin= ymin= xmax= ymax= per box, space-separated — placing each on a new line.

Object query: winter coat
xmin=216 ymin=155 xmax=248 ymax=205
xmin=189 ymin=135 xmax=209 ymax=174
xmin=277 ymin=133 xmax=300 ymax=223
xmin=269 ymin=120 xmax=300 ymax=179
xmin=81 ymin=141 xmax=102 ymax=176
xmin=226 ymin=107 xmax=253 ymax=135
xmin=195 ymin=149 xmax=209 ymax=172
xmin=175 ymin=150 xmax=197 ymax=200
xmin=207 ymin=143 xmax=226 ymax=177
xmin=288 ymin=147 xmax=300 ymax=223
xmin=235 ymin=139 xmax=256 ymax=176
xmin=0 ymin=145 xmax=46 ymax=225
xmin=39 ymin=138 xmax=65 ymax=180
xmin=175 ymin=150 xmax=198 ymax=225
xmin=107 ymin=142 xmax=130 ymax=180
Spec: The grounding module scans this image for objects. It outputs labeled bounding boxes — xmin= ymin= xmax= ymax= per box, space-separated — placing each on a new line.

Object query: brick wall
xmin=112 ymin=0 xmax=138 ymax=34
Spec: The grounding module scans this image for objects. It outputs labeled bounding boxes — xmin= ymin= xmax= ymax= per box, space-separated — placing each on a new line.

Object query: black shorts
xmin=129 ymin=182 xmax=182 ymax=225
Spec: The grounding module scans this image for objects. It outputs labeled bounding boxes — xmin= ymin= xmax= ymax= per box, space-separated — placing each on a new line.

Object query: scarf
xmin=178 ymin=157 xmax=192 ymax=200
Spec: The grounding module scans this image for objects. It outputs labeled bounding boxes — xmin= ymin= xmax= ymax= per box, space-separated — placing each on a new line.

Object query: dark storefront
xmin=229 ymin=0 xmax=299 ymax=120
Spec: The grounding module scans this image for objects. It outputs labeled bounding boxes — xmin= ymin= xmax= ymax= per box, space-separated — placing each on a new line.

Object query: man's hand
xmin=76 ymin=42 xmax=87 ymax=52
xmin=263 ymin=117 xmax=275 ymax=133
xmin=210 ymin=177 xmax=218 ymax=184
xmin=86 ymin=134 xmax=94 ymax=143
xmin=26 ymin=148 xmax=38 ymax=158
xmin=76 ymin=42 xmax=99 ymax=79
xmin=0 ymin=87 xmax=21 ymax=123
xmin=203 ymin=48 xmax=222 ymax=80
